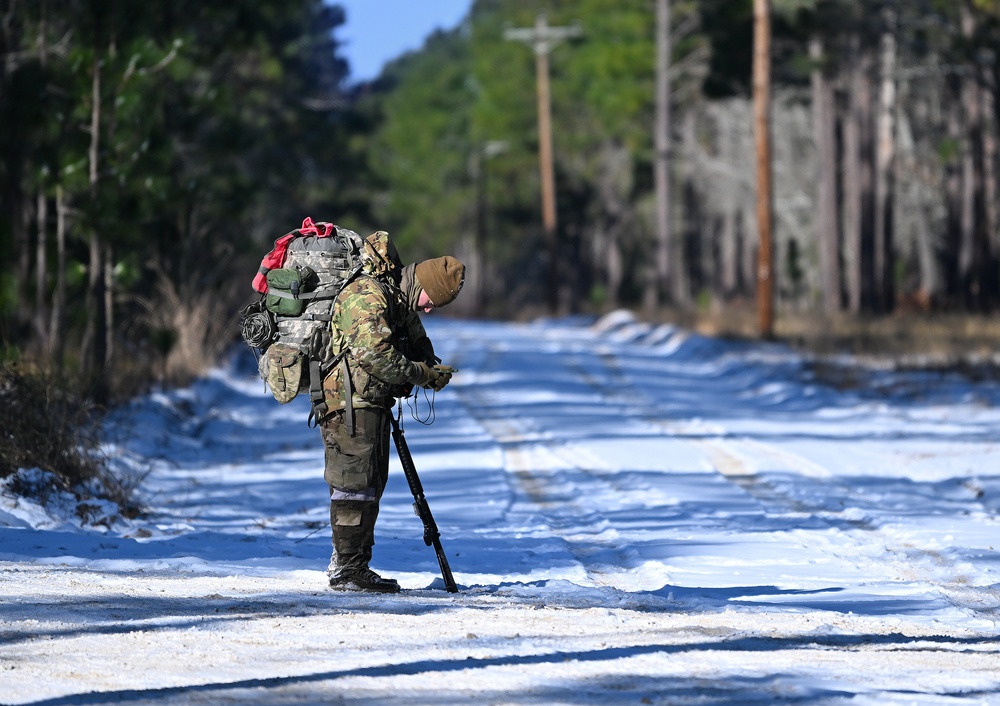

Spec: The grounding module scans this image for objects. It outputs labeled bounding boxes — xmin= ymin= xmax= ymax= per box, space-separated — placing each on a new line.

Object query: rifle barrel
xmin=390 ymin=414 xmax=459 ymax=593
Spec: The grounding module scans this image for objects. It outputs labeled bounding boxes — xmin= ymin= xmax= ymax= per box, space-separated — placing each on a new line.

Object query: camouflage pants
xmin=321 ymin=406 xmax=391 ymax=573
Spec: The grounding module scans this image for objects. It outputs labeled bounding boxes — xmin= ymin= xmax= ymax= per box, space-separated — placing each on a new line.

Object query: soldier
xmin=321 ymin=247 xmax=465 ymax=592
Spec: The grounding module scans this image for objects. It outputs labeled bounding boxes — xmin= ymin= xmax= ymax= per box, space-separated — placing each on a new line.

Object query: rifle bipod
xmin=389 ymin=411 xmax=459 ymax=593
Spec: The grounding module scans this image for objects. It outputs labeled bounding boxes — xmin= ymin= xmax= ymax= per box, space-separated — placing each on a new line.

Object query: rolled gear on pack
xmin=240 ymin=217 xmax=404 ymax=425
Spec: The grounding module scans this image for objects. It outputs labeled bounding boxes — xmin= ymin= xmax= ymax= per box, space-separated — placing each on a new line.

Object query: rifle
xmin=389 ymin=411 xmax=459 ymax=593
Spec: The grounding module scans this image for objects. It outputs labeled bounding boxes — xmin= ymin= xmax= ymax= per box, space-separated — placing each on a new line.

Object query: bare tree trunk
xmin=81 ymin=230 xmax=103 ymax=374
xmin=606 ymin=235 xmax=622 ymax=308
xmin=810 ymin=36 xmax=840 ymax=315
xmin=859 ymin=60 xmax=876 ymax=314
xmin=673 ymin=109 xmax=699 ymax=306
xmin=990 ymin=61 xmax=1000 ymax=268
xmin=959 ymin=105 xmax=975 ymax=301
xmin=956 ymin=66 xmax=992 ymax=308
xmin=873 ymin=12 xmax=897 ymax=313
xmin=742 ymin=199 xmax=757 ymax=300
xmin=34 ymin=190 xmax=48 ymax=348
xmin=104 ymin=243 xmax=114 ymax=367
xmin=896 ymin=96 xmax=941 ymax=302
xmin=959 ymin=5 xmax=995 ymax=308
xmin=471 ymin=150 xmax=488 ymax=316
xmin=1 ymin=1 xmax=26 ymax=333
xmin=710 ymin=105 xmax=739 ymax=298
xmin=49 ymin=185 xmax=67 ymax=370
xmin=910 ymin=178 xmax=939 ymax=302
xmin=682 ymin=178 xmax=704 ymax=300
xmin=31 ymin=0 xmax=51 ymax=350
xmin=706 ymin=216 xmax=720 ymax=303
xmin=843 ymin=39 xmax=875 ymax=314
xmin=721 ymin=209 xmax=739 ymax=297
xmin=943 ymin=74 xmax=964 ymax=303
xmin=842 ymin=82 xmax=861 ymax=313
xmin=597 ymin=140 xmax=632 ymax=308
xmin=984 ymin=88 xmax=998 ymax=264
xmin=16 ymin=192 xmax=32 ymax=316
xmin=652 ymin=0 xmax=673 ymax=309
xmin=753 ymin=0 xmax=774 ymax=337
xmin=81 ymin=52 xmax=106 ymax=383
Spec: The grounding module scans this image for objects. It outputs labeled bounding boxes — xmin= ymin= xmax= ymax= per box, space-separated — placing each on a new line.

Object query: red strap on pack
xmin=251 ymin=217 xmax=335 ymax=293
xmin=252 ymin=232 xmax=295 ymax=293
xmin=299 ymin=216 xmax=334 ymax=237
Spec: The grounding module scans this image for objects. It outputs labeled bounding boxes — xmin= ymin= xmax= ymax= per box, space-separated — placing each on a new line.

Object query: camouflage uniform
xmin=320 ymin=244 xmax=437 ymax=585
xmin=322 ymin=270 xmax=434 ymax=415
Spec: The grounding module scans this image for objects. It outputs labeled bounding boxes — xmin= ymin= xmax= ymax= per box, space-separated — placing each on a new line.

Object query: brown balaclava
xmin=414 ymin=256 xmax=465 ymax=307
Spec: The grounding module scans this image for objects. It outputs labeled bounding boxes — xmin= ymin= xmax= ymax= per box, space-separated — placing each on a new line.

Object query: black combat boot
xmin=328 ymin=566 xmax=400 ymax=593
xmin=328 ymin=501 xmax=398 ymax=592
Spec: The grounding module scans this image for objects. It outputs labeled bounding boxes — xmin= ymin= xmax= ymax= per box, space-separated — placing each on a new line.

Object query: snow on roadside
xmin=2 ymin=311 xmax=999 ymax=705
xmin=0 ymin=467 xmax=129 ymax=534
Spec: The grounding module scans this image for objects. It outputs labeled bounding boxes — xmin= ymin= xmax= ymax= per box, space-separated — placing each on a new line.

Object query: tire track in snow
xmin=450 ymin=331 xmax=867 ymax=591
xmin=578 ymin=340 xmax=1000 ymax=613
xmin=449 ymin=342 xmax=645 ymax=588
xmin=445 ymin=323 xmax=998 ymax=613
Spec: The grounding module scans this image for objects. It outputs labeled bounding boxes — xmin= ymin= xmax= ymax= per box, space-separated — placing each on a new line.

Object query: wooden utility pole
xmin=505 ymin=13 xmax=582 ymax=313
xmin=753 ymin=0 xmax=774 ymax=338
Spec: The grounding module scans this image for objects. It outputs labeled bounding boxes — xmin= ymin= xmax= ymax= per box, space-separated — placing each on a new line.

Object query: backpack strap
xmin=307 ymin=347 xmax=352 ymax=430
xmin=341 ymin=356 xmax=355 ymax=436
xmin=265 ymin=285 xmax=342 ymax=302
xmin=306 ymin=358 xmax=327 ymax=429
xmin=307 ymin=271 xmax=382 ymax=431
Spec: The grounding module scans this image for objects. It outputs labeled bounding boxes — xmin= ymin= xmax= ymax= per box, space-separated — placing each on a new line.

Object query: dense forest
xmin=3 ymin=0 xmax=1000 ymax=397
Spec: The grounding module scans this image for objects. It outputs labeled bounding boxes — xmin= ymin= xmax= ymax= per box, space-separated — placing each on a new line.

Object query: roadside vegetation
xmin=0 ymin=365 xmax=141 ymax=521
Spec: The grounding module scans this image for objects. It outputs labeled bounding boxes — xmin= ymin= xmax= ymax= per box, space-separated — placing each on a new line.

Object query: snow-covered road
xmin=2 ymin=313 xmax=999 ymax=705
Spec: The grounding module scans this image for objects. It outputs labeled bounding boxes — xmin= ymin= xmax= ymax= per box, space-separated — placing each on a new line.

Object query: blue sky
xmin=334 ymin=1 xmax=474 ymax=83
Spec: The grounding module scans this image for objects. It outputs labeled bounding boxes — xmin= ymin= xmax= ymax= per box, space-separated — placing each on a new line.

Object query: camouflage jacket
xmin=322 ymin=243 xmax=435 ymax=411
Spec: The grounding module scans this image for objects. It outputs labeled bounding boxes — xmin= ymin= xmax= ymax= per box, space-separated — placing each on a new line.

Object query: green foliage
xmin=566 ymin=0 xmax=656 ymax=145
xmin=365 ymin=0 xmax=665 ymax=298
xmin=0 ymin=0 xmax=360 ymax=387
xmin=366 ymin=28 xmax=475 ymax=259
xmin=0 ymin=272 xmax=16 ymax=320
xmin=696 ymin=288 xmax=713 ymax=312
xmin=5 ymin=0 xmax=1000 ymax=383
xmin=937 ymin=137 xmax=962 ymax=164
xmin=700 ymin=0 xmax=754 ymax=97
xmin=588 ymin=283 xmax=608 ymax=309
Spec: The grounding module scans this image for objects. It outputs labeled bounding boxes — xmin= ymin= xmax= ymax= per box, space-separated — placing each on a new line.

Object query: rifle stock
xmin=389 ymin=414 xmax=459 ymax=593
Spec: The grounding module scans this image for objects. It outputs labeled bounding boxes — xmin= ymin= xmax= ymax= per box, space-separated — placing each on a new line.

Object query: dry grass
xmin=136 ymin=273 xmax=245 ymax=387
xmin=0 ymin=365 xmax=103 ymax=482
xmin=654 ymin=302 xmax=1000 ymax=364
xmin=0 ymin=365 xmax=143 ymax=518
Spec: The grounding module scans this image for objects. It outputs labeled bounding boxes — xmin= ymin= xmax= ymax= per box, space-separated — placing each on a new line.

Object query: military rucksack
xmin=240 ymin=217 xmax=400 ymax=425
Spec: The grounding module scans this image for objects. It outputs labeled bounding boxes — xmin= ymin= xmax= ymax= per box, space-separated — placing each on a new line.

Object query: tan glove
xmin=429 ymin=364 xmax=454 ymax=391
xmin=411 ymin=362 xmax=454 ymax=391
xmin=412 ymin=362 xmax=441 ymax=390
